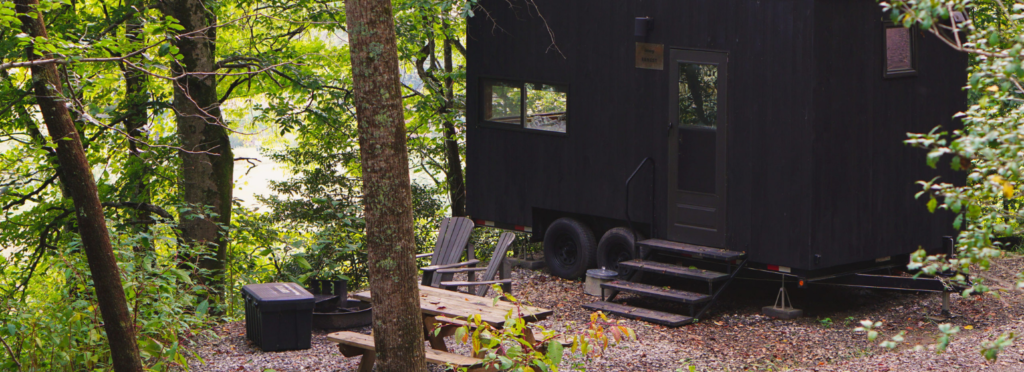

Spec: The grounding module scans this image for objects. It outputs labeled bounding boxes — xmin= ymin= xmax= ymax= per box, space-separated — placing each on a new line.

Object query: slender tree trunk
xmin=158 ymin=0 xmax=234 ymax=302
xmin=345 ymin=0 xmax=427 ymax=370
xmin=14 ymin=1 xmax=143 ymax=370
xmin=441 ymin=22 xmax=466 ymax=217
xmin=121 ymin=17 xmax=152 ymax=244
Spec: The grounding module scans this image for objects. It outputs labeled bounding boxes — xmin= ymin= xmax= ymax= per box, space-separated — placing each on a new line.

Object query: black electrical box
xmin=242 ymin=282 xmax=314 ymax=351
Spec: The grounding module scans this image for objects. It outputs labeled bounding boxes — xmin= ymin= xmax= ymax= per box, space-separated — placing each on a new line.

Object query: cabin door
xmin=666 ymin=49 xmax=728 ymax=247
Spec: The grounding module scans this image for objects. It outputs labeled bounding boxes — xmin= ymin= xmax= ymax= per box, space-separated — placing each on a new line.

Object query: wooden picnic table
xmin=352 ymin=285 xmax=555 ymax=352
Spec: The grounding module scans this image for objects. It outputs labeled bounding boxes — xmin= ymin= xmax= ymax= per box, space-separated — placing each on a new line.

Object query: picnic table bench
xmin=327 ymin=285 xmax=556 ymax=371
xmin=327 ymin=331 xmax=495 ymax=372
xmin=355 ymin=285 xmax=553 ymax=348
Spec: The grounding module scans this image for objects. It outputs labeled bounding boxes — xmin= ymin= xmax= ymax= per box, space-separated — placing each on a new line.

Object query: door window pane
xmin=482 ymin=80 xmax=522 ymax=124
xmin=525 ymin=83 xmax=568 ymax=133
xmin=885 ymin=27 xmax=914 ymax=73
xmin=678 ymin=64 xmax=718 ymax=127
xmin=677 ymin=62 xmax=718 ymax=194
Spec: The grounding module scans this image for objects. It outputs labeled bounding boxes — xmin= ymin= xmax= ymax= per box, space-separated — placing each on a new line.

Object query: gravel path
xmin=185 ymin=256 xmax=1024 ymax=371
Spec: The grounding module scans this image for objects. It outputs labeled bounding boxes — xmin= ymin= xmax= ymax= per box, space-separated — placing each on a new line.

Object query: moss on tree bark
xmin=345 ymin=0 xmax=428 ymax=370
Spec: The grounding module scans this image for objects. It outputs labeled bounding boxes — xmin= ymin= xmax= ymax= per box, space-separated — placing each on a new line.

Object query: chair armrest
xmin=415 ymin=252 xmax=434 ymax=259
xmin=435 ymin=267 xmax=488 ymax=274
xmin=420 ymin=259 xmax=481 ymax=272
xmin=439 ymin=278 xmax=513 ymax=287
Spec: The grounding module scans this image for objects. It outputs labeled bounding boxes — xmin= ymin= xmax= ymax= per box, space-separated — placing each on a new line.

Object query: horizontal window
xmin=481 ymin=79 xmax=568 ymax=133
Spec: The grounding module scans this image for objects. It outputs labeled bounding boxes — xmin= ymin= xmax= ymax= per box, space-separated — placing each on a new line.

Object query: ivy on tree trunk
xmin=345 ymin=0 xmax=428 ymax=370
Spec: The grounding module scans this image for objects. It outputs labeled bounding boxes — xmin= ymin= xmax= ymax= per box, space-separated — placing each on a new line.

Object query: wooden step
xmin=638 ymin=239 xmax=746 ymax=261
xmin=601 ymin=280 xmax=710 ymax=304
xmin=618 ymin=259 xmax=728 ymax=282
xmin=582 ymin=301 xmax=693 ymax=327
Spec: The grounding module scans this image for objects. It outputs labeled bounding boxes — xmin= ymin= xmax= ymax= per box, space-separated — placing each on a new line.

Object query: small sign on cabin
xmin=635 ymin=42 xmax=664 ymax=70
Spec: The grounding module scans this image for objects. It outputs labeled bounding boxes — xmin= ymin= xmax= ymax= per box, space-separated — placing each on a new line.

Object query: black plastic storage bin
xmin=242 ymin=282 xmax=315 ymax=351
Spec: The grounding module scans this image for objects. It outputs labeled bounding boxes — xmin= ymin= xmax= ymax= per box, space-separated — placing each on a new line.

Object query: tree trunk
xmin=120 ymin=16 xmax=153 ymax=245
xmin=345 ymin=0 xmax=428 ymax=370
xmin=14 ymin=1 xmax=143 ymax=371
xmin=441 ymin=23 xmax=466 ymax=217
xmin=158 ymin=0 xmax=234 ymax=301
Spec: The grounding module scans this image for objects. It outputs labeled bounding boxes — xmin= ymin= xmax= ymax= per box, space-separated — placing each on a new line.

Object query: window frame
xmin=478 ymin=77 xmax=570 ymax=136
xmin=882 ymin=22 xmax=918 ymax=79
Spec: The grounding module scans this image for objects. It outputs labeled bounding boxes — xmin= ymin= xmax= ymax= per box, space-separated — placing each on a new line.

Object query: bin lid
xmin=243 ymin=282 xmax=314 ymax=304
xmin=586 ymin=268 xmax=618 ymax=280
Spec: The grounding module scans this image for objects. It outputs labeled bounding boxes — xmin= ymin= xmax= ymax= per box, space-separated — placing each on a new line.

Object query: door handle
xmin=668 ymin=121 xmax=674 ymax=134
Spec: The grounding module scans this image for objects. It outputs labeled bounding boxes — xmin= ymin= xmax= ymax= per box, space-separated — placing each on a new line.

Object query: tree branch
xmin=101 ymin=201 xmax=174 ymax=220
xmin=402 ymin=82 xmax=425 ymax=98
xmin=1 ymin=174 xmax=58 ymax=210
xmin=215 ymin=56 xmax=264 ymax=70
xmin=451 ymin=38 xmax=467 ymax=58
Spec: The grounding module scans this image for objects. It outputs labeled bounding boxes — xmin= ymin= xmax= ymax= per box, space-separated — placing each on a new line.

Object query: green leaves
xmin=980 ymin=332 xmax=1015 ymax=361
xmin=293 ymin=255 xmax=312 ymax=270
xmin=169 ymin=268 xmax=193 ymax=285
xmin=545 ymin=340 xmax=563 ymax=366
xmin=196 ymin=300 xmax=210 ymax=316
xmin=0 ymin=3 xmax=20 ymax=28
xmin=935 ymin=323 xmax=960 ymax=353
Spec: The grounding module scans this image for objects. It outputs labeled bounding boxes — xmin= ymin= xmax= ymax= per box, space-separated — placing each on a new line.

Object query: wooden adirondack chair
xmin=419 ymin=217 xmax=476 ymax=287
xmin=438 ymin=232 xmax=515 ymax=296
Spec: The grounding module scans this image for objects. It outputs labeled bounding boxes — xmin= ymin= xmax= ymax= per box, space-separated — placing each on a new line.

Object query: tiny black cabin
xmin=464 ymin=0 xmax=966 ymax=295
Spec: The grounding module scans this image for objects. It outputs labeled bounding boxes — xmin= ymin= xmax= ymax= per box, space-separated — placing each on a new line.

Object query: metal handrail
xmin=625 ymin=157 xmax=655 ymax=258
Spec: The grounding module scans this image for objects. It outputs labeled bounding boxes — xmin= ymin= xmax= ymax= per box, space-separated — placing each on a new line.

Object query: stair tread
xmin=602 ymin=280 xmax=711 ymax=304
xmin=582 ymin=301 xmax=693 ymax=327
xmin=618 ymin=259 xmax=728 ymax=282
xmin=638 ymin=239 xmax=746 ymax=260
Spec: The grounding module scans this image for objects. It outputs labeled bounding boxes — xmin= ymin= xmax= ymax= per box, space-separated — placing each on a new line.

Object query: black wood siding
xmin=810 ymin=0 xmax=966 ymax=269
xmin=465 ymin=0 xmax=964 ymax=270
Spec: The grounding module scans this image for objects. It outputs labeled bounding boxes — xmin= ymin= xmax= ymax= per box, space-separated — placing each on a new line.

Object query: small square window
xmin=884 ymin=25 xmax=917 ymax=78
xmin=481 ymin=80 xmax=522 ymax=125
xmin=525 ymin=83 xmax=568 ymax=133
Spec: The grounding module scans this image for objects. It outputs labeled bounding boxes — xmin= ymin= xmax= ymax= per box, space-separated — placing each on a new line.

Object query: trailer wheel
xmin=597 ymin=227 xmax=644 ymax=279
xmin=543 ymin=217 xmax=597 ymax=279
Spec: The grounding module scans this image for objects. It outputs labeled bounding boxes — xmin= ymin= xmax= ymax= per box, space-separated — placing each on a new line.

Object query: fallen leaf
xmin=964 ymin=325 xmax=974 ymax=330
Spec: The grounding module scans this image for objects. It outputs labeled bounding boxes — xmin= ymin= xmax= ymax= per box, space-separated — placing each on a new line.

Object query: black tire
xmin=597 ymin=227 xmax=645 ymax=279
xmin=543 ymin=217 xmax=597 ymax=279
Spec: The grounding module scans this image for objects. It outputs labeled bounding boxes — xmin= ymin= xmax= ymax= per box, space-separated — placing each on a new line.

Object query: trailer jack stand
xmin=924 ymin=291 xmax=958 ymax=321
xmin=762 ymin=275 xmax=803 ymax=319
xmin=942 ymin=291 xmax=951 ymax=317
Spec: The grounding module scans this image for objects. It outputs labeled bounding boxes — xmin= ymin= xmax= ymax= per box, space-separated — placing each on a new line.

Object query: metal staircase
xmin=583 ymin=238 xmax=747 ymax=326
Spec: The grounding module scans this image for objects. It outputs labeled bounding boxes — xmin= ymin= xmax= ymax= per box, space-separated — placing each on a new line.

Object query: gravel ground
xmin=185 ymin=256 xmax=1024 ymax=371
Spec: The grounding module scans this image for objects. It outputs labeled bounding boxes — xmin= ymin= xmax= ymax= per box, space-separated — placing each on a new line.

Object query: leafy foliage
xmin=861 ymin=0 xmax=1024 ymax=360
xmin=0 ymin=0 xmax=487 ymax=366
xmin=444 ymin=285 xmax=635 ymax=372
xmin=891 ymin=0 xmax=1024 ymax=289
xmin=0 ymin=219 xmax=211 ymax=370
